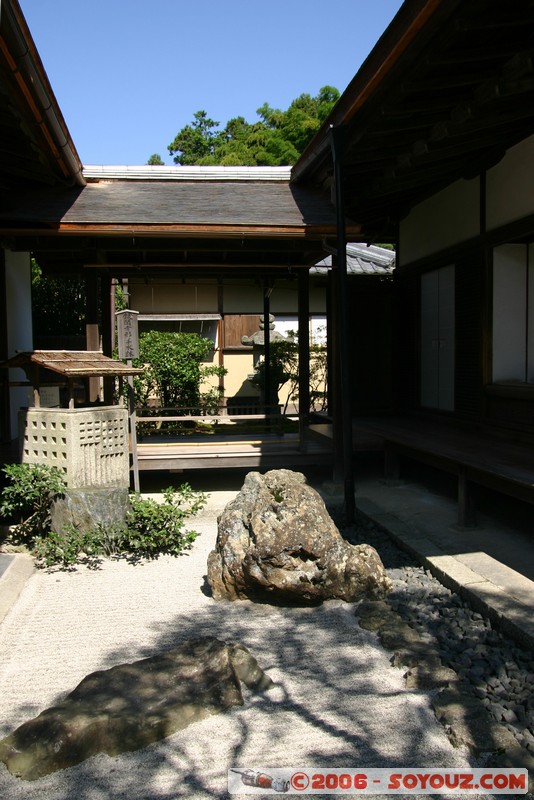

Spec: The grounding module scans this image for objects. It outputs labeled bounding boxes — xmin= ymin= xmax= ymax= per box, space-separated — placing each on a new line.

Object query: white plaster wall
xmin=223 ymin=280 xmax=326 ymax=314
xmin=399 ymin=178 xmax=480 ymax=264
xmin=222 ymin=282 xmax=262 ymax=312
xmin=222 ymin=352 xmax=257 ymax=399
xmin=5 ymin=250 xmax=32 ymax=438
xmin=129 ymin=278 xmax=327 ymax=316
xmin=271 ymin=284 xmax=326 ymax=315
xmin=487 ymin=135 xmax=534 ymax=230
xmin=128 ymin=280 xmax=218 ymax=313
xmin=275 ymin=314 xmax=327 ymax=344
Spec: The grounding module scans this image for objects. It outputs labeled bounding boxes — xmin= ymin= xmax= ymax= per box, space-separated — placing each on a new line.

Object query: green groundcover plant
xmin=0 ymin=464 xmax=206 ymax=568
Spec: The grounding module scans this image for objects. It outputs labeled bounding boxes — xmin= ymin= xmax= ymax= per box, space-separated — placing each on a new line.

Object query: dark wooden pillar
xmin=263 ymin=279 xmax=272 ymax=414
xmin=217 ymin=278 xmax=225 ymax=403
xmin=298 ymin=268 xmax=310 ymax=450
xmin=85 ymin=273 xmax=99 ymax=346
xmin=458 ymin=470 xmax=477 ymax=528
xmin=100 ymin=273 xmax=114 ymax=404
xmin=329 ymin=262 xmax=344 ymax=481
xmin=330 ymin=125 xmax=355 ymax=523
xmin=84 ymin=273 xmax=100 ymax=401
xmin=0 ymin=250 xmax=10 ymax=442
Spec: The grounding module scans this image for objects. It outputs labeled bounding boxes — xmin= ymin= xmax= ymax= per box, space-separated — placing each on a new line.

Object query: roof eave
xmin=1 ymin=0 xmax=86 ymax=187
xmin=291 ymin=0 xmax=455 ymax=184
xmin=0 ymin=222 xmax=362 ymax=238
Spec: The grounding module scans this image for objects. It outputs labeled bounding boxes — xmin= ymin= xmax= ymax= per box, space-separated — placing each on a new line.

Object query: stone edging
xmin=354 ymin=500 xmax=534 ymax=652
xmin=356 ymin=598 xmax=534 ymax=792
xmin=0 ymin=554 xmax=35 ymax=626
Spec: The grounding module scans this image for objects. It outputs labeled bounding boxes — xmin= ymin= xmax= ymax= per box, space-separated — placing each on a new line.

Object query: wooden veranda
xmin=135 ymin=432 xmax=332 ymax=473
xmin=312 ymin=416 xmax=534 ymax=528
xmin=130 ymin=405 xmax=333 ymax=474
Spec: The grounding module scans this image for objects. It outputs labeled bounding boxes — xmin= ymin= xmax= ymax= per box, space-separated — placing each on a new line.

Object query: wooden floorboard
xmin=136 ymin=433 xmax=332 ymax=471
xmin=352 ymin=416 xmax=534 ymax=503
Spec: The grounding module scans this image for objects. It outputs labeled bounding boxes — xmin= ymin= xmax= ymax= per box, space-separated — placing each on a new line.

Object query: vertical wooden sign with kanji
xmin=116 ymin=309 xmax=140 ymax=490
xmin=116 ymin=310 xmax=139 ymax=360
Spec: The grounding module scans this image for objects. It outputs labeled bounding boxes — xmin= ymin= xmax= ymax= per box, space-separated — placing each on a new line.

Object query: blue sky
xmin=21 ymin=1 xmax=404 ymax=166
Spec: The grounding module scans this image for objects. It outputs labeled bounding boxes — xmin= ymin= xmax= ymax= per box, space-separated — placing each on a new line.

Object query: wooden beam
xmin=427 ymin=45 xmax=520 ymax=66
xmin=400 ymin=71 xmax=493 ymax=92
xmin=455 ymin=16 xmax=534 ymax=32
xmin=53 ymin=223 xmax=348 ymax=237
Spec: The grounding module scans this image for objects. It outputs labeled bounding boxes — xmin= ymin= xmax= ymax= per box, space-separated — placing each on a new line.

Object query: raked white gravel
xmin=0 ymin=490 xmax=477 ymax=800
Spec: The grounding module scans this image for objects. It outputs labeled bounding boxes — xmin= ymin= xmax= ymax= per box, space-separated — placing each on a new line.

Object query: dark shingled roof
xmin=0 ymin=180 xmax=344 ymax=230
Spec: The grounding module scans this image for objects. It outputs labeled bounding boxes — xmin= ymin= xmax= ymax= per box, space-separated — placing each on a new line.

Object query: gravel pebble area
xmin=0 ymin=495 xmax=485 ymax=800
xmin=340 ymin=507 xmax=534 ymax=756
xmin=1 ymin=484 xmax=533 ymax=799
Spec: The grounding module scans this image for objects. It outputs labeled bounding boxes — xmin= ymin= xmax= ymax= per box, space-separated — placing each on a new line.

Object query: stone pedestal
xmin=50 ymin=487 xmax=130 ymax=534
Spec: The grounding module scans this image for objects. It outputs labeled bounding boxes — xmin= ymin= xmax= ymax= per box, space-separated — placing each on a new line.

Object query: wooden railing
xmin=135 ymin=405 xmax=297 ymax=436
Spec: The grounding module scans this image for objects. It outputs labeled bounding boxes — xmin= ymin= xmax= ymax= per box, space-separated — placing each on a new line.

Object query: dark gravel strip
xmin=332 ymin=506 xmax=534 ymax=755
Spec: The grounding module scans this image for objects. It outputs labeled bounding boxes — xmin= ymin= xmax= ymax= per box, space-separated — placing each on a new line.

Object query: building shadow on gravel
xmin=0 ymin=593 xmax=481 ymax=800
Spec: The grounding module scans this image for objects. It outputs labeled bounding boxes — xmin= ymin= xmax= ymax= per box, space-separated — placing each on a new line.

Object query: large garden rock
xmin=0 ymin=638 xmax=272 ymax=781
xmin=207 ymin=469 xmax=391 ymax=603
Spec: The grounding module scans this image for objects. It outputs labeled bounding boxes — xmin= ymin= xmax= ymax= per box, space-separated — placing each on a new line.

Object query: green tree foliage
xmin=31 ymin=260 xmax=87 ymax=338
xmin=168 ymin=110 xmax=222 ymax=166
xmin=167 ymin=86 xmax=340 ymax=166
xmin=251 ymin=330 xmax=328 ymax=413
xmin=147 ymin=153 xmax=164 ymax=165
xmin=132 ymin=330 xmax=226 ymax=410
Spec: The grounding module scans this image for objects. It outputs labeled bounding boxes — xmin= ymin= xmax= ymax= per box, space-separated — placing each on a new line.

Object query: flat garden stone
xmin=0 ymin=637 xmax=272 ymax=781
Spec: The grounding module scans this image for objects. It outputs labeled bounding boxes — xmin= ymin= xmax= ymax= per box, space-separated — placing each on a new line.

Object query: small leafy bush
xmin=33 ymin=525 xmax=92 ymax=568
xmin=31 ymin=483 xmax=206 ymax=568
xmin=125 ymin=484 xmax=206 ymax=558
xmin=0 ymin=463 xmax=66 ymax=544
xmin=33 ymin=523 xmax=129 ymax=568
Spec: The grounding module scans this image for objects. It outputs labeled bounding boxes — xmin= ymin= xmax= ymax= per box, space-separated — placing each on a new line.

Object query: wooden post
xmin=68 ymin=378 xmax=75 ymax=409
xmin=217 ymin=278 xmax=225 ymax=403
xmin=330 ymin=125 xmax=356 ymax=524
xmin=0 ymin=251 xmax=10 ymax=442
xmin=298 ymin=269 xmax=310 ymax=452
xmin=263 ymin=280 xmax=272 ymax=421
xmin=100 ymin=274 xmax=114 ymax=404
xmin=384 ymin=446 xmax=400 ymax=482
xmin=127 ymin=370 xmax=140 ymax=492
xmin=85 ymin=273 xmax=100 ymax=401
xmin=329 ymin=266 xmax=344 ymax=482
xmin=32 ymin=366 xmax=41 ymax=408
xmin=458 ymin=470 xmax=477 ymax=527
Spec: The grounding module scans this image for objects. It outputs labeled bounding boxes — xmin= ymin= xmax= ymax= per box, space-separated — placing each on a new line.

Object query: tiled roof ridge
xmin=83 ymin=165 xmax=292 ymax=182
